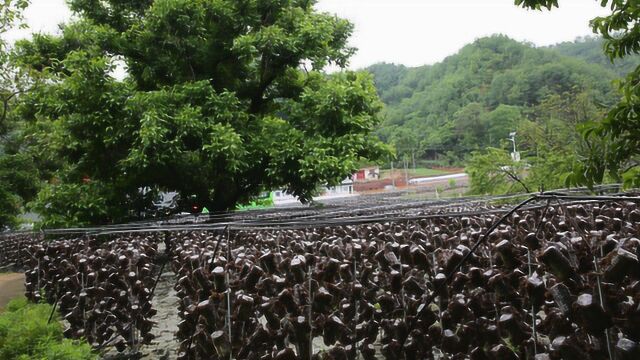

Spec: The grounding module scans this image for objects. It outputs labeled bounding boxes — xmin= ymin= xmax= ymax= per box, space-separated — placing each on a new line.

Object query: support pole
xmin=226 ymin=272 xmax=233 ymax=360
xmin=308 ymin=265 xmax=313 ymax=360
xmin=391 ymin=161 xmax=396 ymax=189
xmin=527 ymin=249 xmax=537 ymax=355
xmin=594 ymin=248 xmax=613 ymax=360
xmin=353 ymin=257 xmax=359 ymax=358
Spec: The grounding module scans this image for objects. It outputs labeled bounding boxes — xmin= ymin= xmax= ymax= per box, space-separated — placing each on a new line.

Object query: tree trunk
xmin=391 ymin=161 xmax=395 ymax=188
xmin=412 ymin=151 xmax=416 ymax=170
xmin=404 ymin=158 xmax=409 ymax=187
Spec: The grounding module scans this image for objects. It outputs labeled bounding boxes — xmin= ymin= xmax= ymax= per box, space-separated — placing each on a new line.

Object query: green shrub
xmin=37 ymin=341 xmax=96 ymax=360
xmin=4 ymin=297 xmax=28 ymax=312
xmin=0 ymin=297 xmax=95 ymax=360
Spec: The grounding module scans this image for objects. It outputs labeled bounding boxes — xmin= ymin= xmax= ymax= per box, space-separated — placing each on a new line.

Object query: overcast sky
xmin=5 ymin=0 xmax=607 ymax=69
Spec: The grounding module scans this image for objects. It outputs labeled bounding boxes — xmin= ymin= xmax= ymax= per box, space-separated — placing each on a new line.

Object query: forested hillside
xmin=549 ymin=36 xmax=640 ymax=76
xmin=368 ymin=35 xmax=620 ymax=166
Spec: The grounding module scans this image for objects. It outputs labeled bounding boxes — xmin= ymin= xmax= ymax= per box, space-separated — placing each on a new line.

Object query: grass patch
xmin=411 ymin=168 xmax=452 ymax=177
xmin=400 ymin=188 xmax=466 ymax=201
xmin=0 ymin=297 xmax=96 ymax=360
xmin=381 ymin=167 xmax=451 ymax=179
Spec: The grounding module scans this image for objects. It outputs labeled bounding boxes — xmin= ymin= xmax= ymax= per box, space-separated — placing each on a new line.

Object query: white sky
xmin=5 ymin=0 xmax=607 ymax=69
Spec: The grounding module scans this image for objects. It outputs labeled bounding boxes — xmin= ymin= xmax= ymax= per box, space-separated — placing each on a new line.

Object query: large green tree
xmin=516 ymin=0 xmax=640 ymax=188
xmin=16 ymin=0 xmax=388 ymax=227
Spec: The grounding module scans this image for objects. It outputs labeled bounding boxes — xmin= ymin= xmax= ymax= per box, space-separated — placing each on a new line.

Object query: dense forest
xmin=548 ymin=36 xmax=640 ymax=76
xmin=368 ymin=35 xmax=623 ymax=165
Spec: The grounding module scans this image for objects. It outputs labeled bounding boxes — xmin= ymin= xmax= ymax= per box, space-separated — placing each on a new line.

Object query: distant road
xmin=409 ymin=172 xmax=468 ymax=185
xmin=275 ymin=173 xmax=469 ymax=207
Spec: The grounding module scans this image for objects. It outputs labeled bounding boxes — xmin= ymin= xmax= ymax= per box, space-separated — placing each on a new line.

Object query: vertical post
xmin=353 ymin=257 xmax=358 ymax=359
xmin=487 ymin=249 xmax=499 ymax=325
xmin=227 ymin=227 xmax=232 ymax=262
xmin=308 ymin=264 xmax=313 ymax=360
xmin=226 ymin=272 xmax=233 ymax=360
xmin=37 ymin=258 xmax=41 ymax=299
xmin=431 ymin=252 xmax=442 ymax=330
xmin=81 ymin=273 xmax=86 ymax=332
xmin=399 ymin=252 xmax=406 ymax=320
xmin=391 ymin=161 xmax=396 ymax=189
xmin=594 ymin=247 xmax=613 ymax=360
xmin=404 ymin=158 xmax=409 ymax=188
xmin=431 ymin=252 xmax=437 ymax=280
xmin=527 ymin=249 xmax=537 ymax=356
xmin=130 ymin=320 xmax=136 ymax=355
xmin=226 ymin=225 xmax=234 ymax=358
xmin=412 ymin=151 xmax=416 ymax=170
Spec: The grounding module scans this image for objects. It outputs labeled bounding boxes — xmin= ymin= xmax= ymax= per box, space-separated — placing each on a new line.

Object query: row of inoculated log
xmin=0 ymin=232 xmax=43 ymax=268
xmin=23 ymin=236 xmax=161 ymax=352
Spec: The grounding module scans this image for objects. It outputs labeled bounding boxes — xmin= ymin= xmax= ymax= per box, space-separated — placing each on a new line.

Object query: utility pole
xmin=412 ymin=150 xmax=416 ymax=170
xmin=404 ymin=157 xmax=409 ymax=188
xmin=508 ymin=132 xmax=520 ymax=162
xmin=391 ymin=160 xmax=395 ymax=188
xmin=508 ymin=132 xmax=517 ymax=153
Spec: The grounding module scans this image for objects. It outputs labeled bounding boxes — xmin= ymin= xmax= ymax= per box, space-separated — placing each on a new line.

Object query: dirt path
xmin=0 ymin=273 xmax=25 ymax=312
xmin=145 ymin=272 xmax=180 ymax=359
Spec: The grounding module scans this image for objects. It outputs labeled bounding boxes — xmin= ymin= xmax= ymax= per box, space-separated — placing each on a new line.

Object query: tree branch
xmin=0 ymin=79 xmax=37 ymax=127
xmin=0 ymin=90 xmax=20 ymax=127
xmin=623 ymin=161 xmax=640 ymax=173
xmin=250 ymin=54 xmax=279 ymax=114
xmin=500 ymin=167 xmax=530 ymax=193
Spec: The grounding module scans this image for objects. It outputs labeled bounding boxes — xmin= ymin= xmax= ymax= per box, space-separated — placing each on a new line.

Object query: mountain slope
xmin=548 ymin=36 xmax=640 ymax=76
xmin=367 ymin=35 xmax=620 ymax=161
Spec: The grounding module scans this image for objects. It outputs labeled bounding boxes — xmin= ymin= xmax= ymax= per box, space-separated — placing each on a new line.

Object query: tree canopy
xmin=15 ymin=0 xmax=388 ymax=227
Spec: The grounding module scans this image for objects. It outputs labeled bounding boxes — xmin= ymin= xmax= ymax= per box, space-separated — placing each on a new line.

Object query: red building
xmin=354 ymin=166 xmax=380 ymax=182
